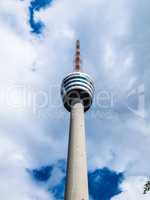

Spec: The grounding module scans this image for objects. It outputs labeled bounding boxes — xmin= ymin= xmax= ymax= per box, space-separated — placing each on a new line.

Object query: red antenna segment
xmin=74 ymin=40 xmax=81 ymax=71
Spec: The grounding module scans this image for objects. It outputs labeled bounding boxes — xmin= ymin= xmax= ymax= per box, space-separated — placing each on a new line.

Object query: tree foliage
xmin=144 ymin=180 xmax=150 ymax=194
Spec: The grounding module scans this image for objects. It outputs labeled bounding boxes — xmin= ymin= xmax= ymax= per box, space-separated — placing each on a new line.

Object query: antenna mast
xmin=74 ymin=40 xmax=81 ymax=71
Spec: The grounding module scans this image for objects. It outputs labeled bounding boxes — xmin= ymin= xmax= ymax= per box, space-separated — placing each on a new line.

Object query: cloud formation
xmin=0 ymin=0 xmax=150 ymax=199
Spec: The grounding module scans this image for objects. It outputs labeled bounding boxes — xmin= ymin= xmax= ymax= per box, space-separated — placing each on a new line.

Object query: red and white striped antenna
xmin=74 ymin=40 xmax=81 ymax=71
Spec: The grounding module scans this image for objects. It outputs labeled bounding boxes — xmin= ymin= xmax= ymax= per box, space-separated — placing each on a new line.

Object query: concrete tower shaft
xmin=65 ymin=100 xmax=89 ymax=200
xmin=61 ymin=41 xmax=94 ymax=200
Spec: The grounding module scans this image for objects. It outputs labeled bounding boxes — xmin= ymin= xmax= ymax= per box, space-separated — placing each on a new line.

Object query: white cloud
xmin=0 ymin=0 xmax=150 ymax=199
xmin=112 ymin=176 xmax=150 ymax=200
xmin=0 ymin=134 xmax=52 ymax=200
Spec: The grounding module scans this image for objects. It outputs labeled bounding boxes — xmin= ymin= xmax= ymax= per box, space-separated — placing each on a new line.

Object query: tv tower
xmin=61 ymin=40 xmax=94 ymax=200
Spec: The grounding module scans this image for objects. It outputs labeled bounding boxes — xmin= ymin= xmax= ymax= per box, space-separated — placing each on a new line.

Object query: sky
xmin=0 ymin=0 xmax=150 ymax=199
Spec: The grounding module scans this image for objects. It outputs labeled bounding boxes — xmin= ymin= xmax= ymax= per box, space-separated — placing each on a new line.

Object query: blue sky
xmin=0 ymin=0 xmax=150 ymax=199
xmin=29 ymin=160 xmax=123 ymax=200
xmin=29 ymin=0 xmax=53 ymax=34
